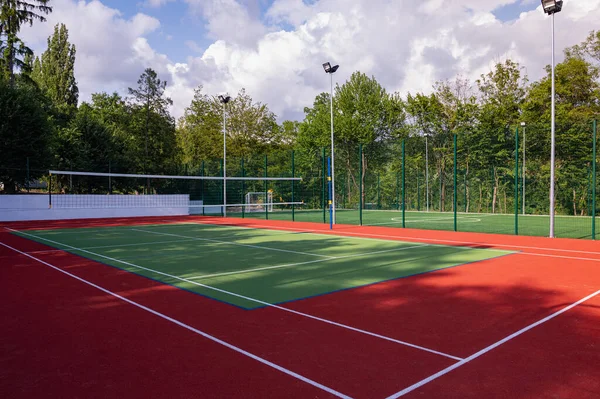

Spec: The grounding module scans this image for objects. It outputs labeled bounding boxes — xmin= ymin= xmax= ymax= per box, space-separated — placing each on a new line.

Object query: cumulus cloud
xmin=19 ymin=0 xmax=600 ymax=122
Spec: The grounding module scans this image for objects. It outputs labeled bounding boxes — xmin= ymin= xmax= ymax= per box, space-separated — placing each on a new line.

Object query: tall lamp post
xmin=219 ymin=94 xmax=231 ymax=217
xmin=323 ymin=61 xmax=339 ymax=224
xmin=541 ymin=0 xmax=563 ymax=238
xmin=521 ymin=121 xmax=526 ymax=215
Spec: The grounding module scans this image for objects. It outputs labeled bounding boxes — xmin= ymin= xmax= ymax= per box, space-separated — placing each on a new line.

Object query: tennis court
xmin=2 ymin=216 xmax=600 ymax=398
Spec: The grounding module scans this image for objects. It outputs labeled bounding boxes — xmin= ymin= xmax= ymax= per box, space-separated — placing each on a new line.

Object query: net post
xmin=108 ymin=160 xmax=112 ymax=194
xmin=359 ymin=144 xmax=363 ymax=226
xmin=593 ymin=119 xmax=597 ymax=240
xmin=402 ymin=139 xmax=406 ymax=228
xmin=328 ymin=156 xmax=333 ymax=230
xmin=264 ymin=154 xmax=268 ymax=220
xmin=291 ymin=150 xmax=295 ymax=222
xmin=48 ymin=170 xmax=52 ymax=208
xmin=201 ymin=161 xmax=205 ymax=216
xmin=322 ymin=147 xmax=326 ymax=224
xmin=515 ymin=127 xmax=519 ymax=236
xmin=453 ymin=134 xmax=457 ymax=232
xmin=241 ymin=158 xmax=246 ymax=219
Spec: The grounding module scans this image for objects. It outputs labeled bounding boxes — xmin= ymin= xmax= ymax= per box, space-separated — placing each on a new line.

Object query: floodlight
xmin=218 ymin=95 xmax=231 ymax=104
xmin=541 ymin=0 xmax=563 ymax=15
xmin=322 ymin=62 xmax=339 ymax=74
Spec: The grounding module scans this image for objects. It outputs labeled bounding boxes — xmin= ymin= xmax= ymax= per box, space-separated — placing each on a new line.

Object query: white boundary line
xmin=131 ymin=228 xmax=335 ymax=259
xmin=385 ymin=287 xmax=600 ymax=398
xmin=521 ymin=252 xmax=600 ymax=262
xmin=8 ymin=228 xmax=463 ymax=362
xmin=0 ymin=240 xmax=351 ymax=399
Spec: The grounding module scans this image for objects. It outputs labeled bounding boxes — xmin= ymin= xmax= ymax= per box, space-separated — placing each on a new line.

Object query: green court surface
xmin=229 ymin=209 xmax=599 ymax=239
xmin=16 ymin=223 xmax=513 ymax=309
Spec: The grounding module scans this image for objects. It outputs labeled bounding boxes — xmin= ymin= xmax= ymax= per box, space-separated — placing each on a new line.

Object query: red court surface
xmin=2 ymin=216 xmax=600 ymax=399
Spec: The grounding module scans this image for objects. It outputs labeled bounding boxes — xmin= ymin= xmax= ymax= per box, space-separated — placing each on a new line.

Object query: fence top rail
xmin=49 ymin=171 xmax=302 ymax=182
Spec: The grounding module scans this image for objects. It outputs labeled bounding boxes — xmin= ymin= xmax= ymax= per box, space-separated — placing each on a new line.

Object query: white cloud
xmin=18 ymin=0 xmax=600 ymax=122
xmin=144 ymin=0 xmax=175 ymax=7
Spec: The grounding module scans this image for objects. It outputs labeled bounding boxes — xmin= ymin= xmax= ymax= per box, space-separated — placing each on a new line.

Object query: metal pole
xmin=328 ymin=157 xmax=333 ymax=230
xmin=201 ymin=161 xmax=205 ymax=216
xmin=265 ymin=155 xmax=268 ymax=220
xmin=108 ymin=160 xmax=112 ymax=194
xmin=48 ymin=171 xmax=52 ymax=208
xmin=359 ymin=144 xmax=363 ymax=226
xmin=241 ymin=159 xmax=245 ymax=219
xmin=549 ymin=13 xmax=556 ymax=238
xmin=592 ymin=119 xmax=597 ymax=240
xmin=402 ymin=140 xmax=406 ymax=228
xmin=453 ymin=134 xmax=457 ymax=232
xmin=330 ymin=73 xmax=336 ymax=224
xmin=223 ymin=102 xmax=227 ymax=217
xmin=322 ymin=147 xmax=326 ymax=224
xmin=523 ymin=124 xmax=526 ymax=215
xmin=291 ymin=150 xmax=295 ymax=222
xmin=515 ymin=127 xmax=519 ymax=236
xmin=425 ymin=135 xmax=430 ymax=212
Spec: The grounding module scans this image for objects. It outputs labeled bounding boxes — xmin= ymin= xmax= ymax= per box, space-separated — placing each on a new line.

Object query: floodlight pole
xmin=219 ymin=95 xmax=231 ymax=217
xmin=329 ymin=72 xmax=336 ymax=225
xmin=541 ymin=0 xmax=562 ymax=237
xmin=549 ymin=11 xmax=557 ymax=237
xmin=223 ymin=102 xmax=227 ymax=217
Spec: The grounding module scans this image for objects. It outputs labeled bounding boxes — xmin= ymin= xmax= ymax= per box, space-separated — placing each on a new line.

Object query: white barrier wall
xmin=0 ymin=195 xmax=190 ymax=222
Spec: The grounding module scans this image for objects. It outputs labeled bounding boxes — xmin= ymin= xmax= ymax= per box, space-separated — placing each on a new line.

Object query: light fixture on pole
xmin=521 ymin=122 xmax=526 ymax=215
xmin=323 ymin=61 xmax=339 ymax=224
xmin=541 ymin=0 xmax=562 ymax=238
xmin=219 ymin=94 xmax=232 ymax=217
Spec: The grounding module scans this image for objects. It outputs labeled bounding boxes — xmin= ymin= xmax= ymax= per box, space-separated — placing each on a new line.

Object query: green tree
xmin=33 ymin=23 xmax=78 ymax=108
xmin=0 ymin=0 xmax=52 ymax=85
xmin=0 ymin=79 xmax=52 ymax=192
xmin=128 ymin=68 xmax=175 ymax=176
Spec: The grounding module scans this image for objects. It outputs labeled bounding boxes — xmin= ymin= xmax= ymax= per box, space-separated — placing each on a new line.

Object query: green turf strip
xmin=16 ymin=223 xmax=514 ymax=309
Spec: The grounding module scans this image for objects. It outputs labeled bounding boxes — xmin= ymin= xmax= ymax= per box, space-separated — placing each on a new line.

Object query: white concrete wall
xmin=0 ymin=195 xmax=190 ymax=222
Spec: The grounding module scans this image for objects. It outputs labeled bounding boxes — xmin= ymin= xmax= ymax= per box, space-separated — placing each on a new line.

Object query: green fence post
xmin=201 ymin=161 xmax=205 ymax=216
xmin=377 ymin=174 xmax=381 ymax=210
xmin=322 ymin=147 xmax=326 ymax=224
xmin=265 ymin=155 xmax=269 ymax=220
xmin=241 ymin=159 xmax=246 ymax=219
xmin=396 ymin=172 xmax=400 ymax=211
xmin=402 ymin=140 xmax=406 ymax=228
xmin=291 ymin=150 xmax=295 ymax=222
xmin=464 ymin=171 xmax=467 ymax=213
xmin=515 ymin=127 xmax=519 ymax=235
xmin=26 ymin=157 xmax=30 ymax=192
xmin=417 ymin=173 xmax=420 ymax=211
xmin=359 ymin=144 xmax=363 ymax=226
xmin=220 ymin=159 xmax=224 ymax=217
xmin=592 ymin=119 xmax=597 ymax=240
xmin=453 ymin=134 xmax=457 ymax=232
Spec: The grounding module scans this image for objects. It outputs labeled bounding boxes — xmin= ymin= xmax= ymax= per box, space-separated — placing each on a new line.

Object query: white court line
xmin=385 ymin=287 xmax=600 ymax=398
xmin=187 ymin=244 xmax=427 ymax=280
xmin=0 ymin=240 xmax=352 ymax=399
xmin=522 ymin=252 xmax=600 ymax=262
xmin=9 ymin=228 xmax=463 ymax=362
xmin=26 ymin=238 xmax=206 ymax=254
xmin=201 ymin=221 xmax=600 ymax=258
xmin=131 ymin=228 xmax=336 ymax=259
